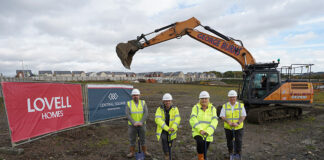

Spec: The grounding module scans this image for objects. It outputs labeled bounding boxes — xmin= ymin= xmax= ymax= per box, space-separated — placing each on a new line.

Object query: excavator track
xmin=247 ymin=105 xmax=302 ymax=124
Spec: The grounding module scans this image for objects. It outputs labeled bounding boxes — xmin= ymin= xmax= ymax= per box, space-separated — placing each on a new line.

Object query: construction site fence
xmin=0 ymin=82 xmax=131 ymax=147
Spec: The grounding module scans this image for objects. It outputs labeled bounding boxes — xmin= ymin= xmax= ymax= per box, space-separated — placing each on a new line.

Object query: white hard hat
xmin=162 ymin=93 xmax=173 ymax=101
xmin=199 ymin=91 xmax=210 ymax=99
xmin=131 ymin=89 xmax=140 ymax=95
xmin=228 ymin=90 xmax=237 ymax=97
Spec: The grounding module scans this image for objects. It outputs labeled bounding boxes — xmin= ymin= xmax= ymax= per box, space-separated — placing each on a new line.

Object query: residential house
xmin=171 ymin=71 xmax=185 ymax=79
xmin=16 ymin=70 xmax=33 ymax=78
xmin=87 ymin=72 xmax=97 ymax=77
xmin=163 ymin=72 xmax=173 ymax=77
xmin=126 ymin=72 xmax=136 ymax=77
xmin=113 ymin=72 xmax=127 ymax=78
xmin=72 ymin=71 xmax=86 ymax=77
xmin=54 ymin=71 xmax=72 ymax=77
xmin=39 ymin=70 xmax=53 ymax=77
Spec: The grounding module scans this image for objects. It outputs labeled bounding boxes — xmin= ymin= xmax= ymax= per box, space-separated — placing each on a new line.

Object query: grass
xmin=320 ymin=126 xmax=324 ymax=131
xmin=96 ymin=138 xmax=109 ymax=147
xmin=305 ymin=144 xmax=316 ymax=150
xmin=289 ymin=127 xmax=304 ymax=133
xmin=0 ymin=97 xmax=3 ymax=113
xmin=132 ymin=83 xmax=236 ymax=102
xmin=313 ymin=90 xmax=324 ymax=103
xmin=304 ymin=116 xmax=316 ymax=122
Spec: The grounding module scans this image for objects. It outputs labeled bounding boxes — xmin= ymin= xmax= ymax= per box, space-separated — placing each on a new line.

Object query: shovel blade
xmin=135 ymin=152 xmax=145 ymax=160
xmin=230 ymin=154 xmax=241 ymax=160
xmin=116 ymin=40 xmax=140 ymax=69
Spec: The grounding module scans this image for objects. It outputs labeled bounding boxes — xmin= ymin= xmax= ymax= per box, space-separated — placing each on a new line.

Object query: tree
xmin=233 ymin=71 xmax=243 ymax=78
xmin=223 ymin=71 xmax=234 ymax=78
xmin=209 ymin=71 xmax=222 ymax=78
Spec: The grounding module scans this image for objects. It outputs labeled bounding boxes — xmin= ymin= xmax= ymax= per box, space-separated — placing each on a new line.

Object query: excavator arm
xmin=116 ymin=17 xmax=256 ymax=69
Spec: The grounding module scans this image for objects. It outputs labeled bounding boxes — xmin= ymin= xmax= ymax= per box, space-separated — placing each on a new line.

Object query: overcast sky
xmin=1 ymin=0 xmax=324 ymax=76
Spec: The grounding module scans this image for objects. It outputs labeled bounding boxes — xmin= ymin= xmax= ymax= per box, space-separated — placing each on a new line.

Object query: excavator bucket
xmin=116 ymin=40 xmax=140 ymax=69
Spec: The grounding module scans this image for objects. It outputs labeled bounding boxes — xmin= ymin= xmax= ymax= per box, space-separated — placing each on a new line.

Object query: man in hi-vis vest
xmin=220 ymin=90 xmax=246 ymax=157
xmin=126 ymin=89 xmax=151 ymax=158
xmin=155 ymin=93 xmax=181 ymax=160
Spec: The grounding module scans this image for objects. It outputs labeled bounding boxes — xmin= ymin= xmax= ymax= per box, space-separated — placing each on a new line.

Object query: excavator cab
xmin=240 ymin=62 xmax=280 ymax=105
xmin=240 ymin=63 xmax=281 ymax=106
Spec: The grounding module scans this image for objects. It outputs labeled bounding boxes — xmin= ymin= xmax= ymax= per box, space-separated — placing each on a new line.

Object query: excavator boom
xmin=116 ymin=17 xmax=256 ymax=69
xmin=116 ymin=17 xmax=314 ymax=124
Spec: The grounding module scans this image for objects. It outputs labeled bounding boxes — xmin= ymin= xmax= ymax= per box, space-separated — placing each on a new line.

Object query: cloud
xmin=284 ymin=32 xmax=317 ymax=45
xmin=0 ymin=0 xmax=324 ymax=76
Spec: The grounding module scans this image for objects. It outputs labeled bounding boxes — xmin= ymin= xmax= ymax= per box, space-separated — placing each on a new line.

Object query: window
xmin=269 ymin=73 xmax=279 ymax=90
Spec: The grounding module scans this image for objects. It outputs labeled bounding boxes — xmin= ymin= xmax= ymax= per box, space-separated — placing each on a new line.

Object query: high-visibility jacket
xmin=155 ymin=105 xmax=181 ymax=141
xmin=222 ymin=102 xmax=244 ymax=130
xmin=189 ymin=103 xmax=218 ymax=142
xmin=127 ymin=100 xmax=146 ymax=125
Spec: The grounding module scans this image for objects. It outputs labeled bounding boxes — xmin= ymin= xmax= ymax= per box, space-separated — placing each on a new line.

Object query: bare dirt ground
xmin=0 ymin=83 xmax=323 ymax=160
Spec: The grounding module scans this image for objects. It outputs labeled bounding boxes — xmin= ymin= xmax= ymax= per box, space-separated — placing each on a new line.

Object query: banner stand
xmin=0 ymin=84 xmax=14 ymax=148
xmin=0 ymin=82 xmax=131 ymax=149
xmin=82 ymin=84 xmax=90 ymax=124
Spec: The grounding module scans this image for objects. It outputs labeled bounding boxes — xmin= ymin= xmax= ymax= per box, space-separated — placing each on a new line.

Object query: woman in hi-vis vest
xmin=189 ymin=91 xmax=218 ymax=160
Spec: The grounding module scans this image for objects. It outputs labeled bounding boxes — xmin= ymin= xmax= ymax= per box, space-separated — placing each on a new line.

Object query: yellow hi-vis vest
xmin=189 ymin=103 xmax=218 ymax=142
xmin=223 ymin=102 xmax=244 ymax=130
xmin=155 ymin=106 xmax=181 ymax=141
xmin=127 ymin=100 xmax=145 ymax=125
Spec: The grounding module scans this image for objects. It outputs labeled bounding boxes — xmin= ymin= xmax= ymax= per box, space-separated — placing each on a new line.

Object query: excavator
xmin=116 ymin=17 xmax=314 ymax=124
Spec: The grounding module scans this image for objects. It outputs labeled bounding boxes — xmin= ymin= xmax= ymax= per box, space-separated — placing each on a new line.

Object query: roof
xmin=54 ymin=71 xmax=72 ymax=75
xmin=113 ymin=72 xmax=126 ymax=75
xmin=16 ymin=70 xmax=34 ymax=76
xmin=72 ymin=71 xmax=85 ymax=74
xmin=39 ymin=70 xmax=53 ymax=74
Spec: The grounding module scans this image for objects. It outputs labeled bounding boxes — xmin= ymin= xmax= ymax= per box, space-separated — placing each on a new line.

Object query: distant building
xmin=126 ymin=72 xmax=136 ymax=77
xmin=16 ymin=70 xmax=33 ymax=78
xmin=164 ymin=72 xmax=173 ymax=77
xmin=113 ymin=72 xmax=127 ymax=78
xmin=207 ymin=73 xmax=216 ymax=78
xmin=136 ymin=72 xmax=147 ymax=78
xmin=171 ymin=71 xmax=185 ymax=79
xmin=186 ymin=72 xmax=198 ymax=79
xmin=72 ymin=71 xmax=86 ymax=77
xmin=39 ymin=70 xmax=53 ymax=77
xmin=87 ymin=72 xmax=97 ymax=77
xmin=54 ymin=71 xmax=72 ymax=77
xmin=97 ymin=71 xmax=113 ymax=77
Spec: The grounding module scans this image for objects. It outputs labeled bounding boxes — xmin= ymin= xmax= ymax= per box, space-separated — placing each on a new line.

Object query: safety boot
xmin=164 ymin=153 xmax=169 ymax=160
xmin=126 ymin=146 xmax=135 ymax=158
xmin=198 ymin=153 xmax=204 ymax=160
xmin=142 ymin=146 xmax=152 ymax=157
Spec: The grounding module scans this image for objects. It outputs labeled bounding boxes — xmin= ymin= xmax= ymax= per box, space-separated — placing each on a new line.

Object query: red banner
xmin=1 ymin=82 xmax=84 ymax=142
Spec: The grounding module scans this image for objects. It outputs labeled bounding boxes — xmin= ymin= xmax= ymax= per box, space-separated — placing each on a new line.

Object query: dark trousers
xmin=225 ymin=128 xmax=244 ymax=154
xmin=194 ymin=135 xmax=210 ymax=154
xmin=128 ymin=125 xmax=146 ymax=146
xmin=161 ymin=130 xmax=172 ymax=154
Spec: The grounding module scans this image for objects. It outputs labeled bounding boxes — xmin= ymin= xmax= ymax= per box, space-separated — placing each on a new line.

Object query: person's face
xmin=199 ymin=98 xmax=209 ymax=107
xmin=132 ymin=94 xmax=140 ymax=102
xmin=229 ymin=96 xmax=237 ymax=104
xmin=163 ymin=100 xmax=172 ymax=109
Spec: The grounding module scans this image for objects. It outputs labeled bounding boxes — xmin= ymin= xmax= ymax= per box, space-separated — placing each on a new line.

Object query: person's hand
xmin=228 ymin=121 xmax=234 ymax=127
xmin=134 ymin=122 xmax=142 ymax=126
xmin=168 ymin=128 xmax=175 ymax=132
xmin=200 ymin=130 xmax=207 ymax=135
xmin=232 ymin=123 xmax=238 ymax=127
